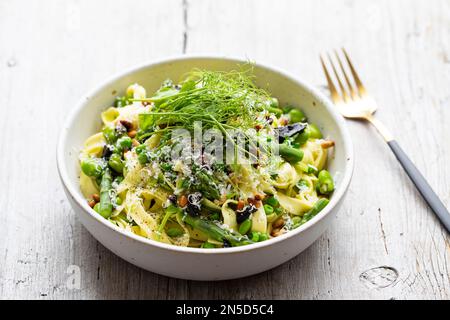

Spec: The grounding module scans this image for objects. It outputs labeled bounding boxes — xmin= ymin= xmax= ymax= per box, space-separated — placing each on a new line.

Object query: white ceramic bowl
xmin=57 ymin=56 xmax=353 ymax=280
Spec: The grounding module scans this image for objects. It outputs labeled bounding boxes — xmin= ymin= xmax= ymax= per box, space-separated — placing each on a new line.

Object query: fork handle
xmin=387 ymin=140 xmax=450 ymax=232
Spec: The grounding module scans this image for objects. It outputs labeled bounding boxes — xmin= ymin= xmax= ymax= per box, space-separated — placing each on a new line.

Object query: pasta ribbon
xmin=101 ymin=107 xmax=120 ymax=126
xmin=141 ymin=188 xmax=170 ymax=211
xmin=124 ymin=192 xmax=171 ymax=243
xmin=222 ymin=200 xmax=238 ymax=231
xmin=145 ymin=133 xmax=162 ymax=149
xmin=117 ymin=103 xmax=150 ymax=128
xmin=273 ymin=162 xmax=298 ymax=189
xmin=81 ymin=132 xmax=106 ymax=158
xmin=78 ymin=74 xmax=336 ymax=248
xmin=79 ymin=171 xmax=99 ymax=198
xmin=302 ymin=140 xmax=328 ymax=170
xmin=277 ymin=192 xmax=312 ymax=215
xmin=251 ymin=205 xmax=267 ymax=233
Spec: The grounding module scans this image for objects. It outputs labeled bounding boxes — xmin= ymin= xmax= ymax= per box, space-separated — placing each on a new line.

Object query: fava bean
xmin=108 ymin=153 xmax=124 ymax=173
xmin=238 ymin=219 xmax=252 ymax=235
xmin=81 ymin=158 xmax=104 ymax=178
xmin=317 ymin=170 xmax=334 ymax=194
xmin=116 ymin=136 xmax=132 ymax=152
xmin=288 ymin=109 xmax=306 ymax=123
xmin=294 ymin=130 xmax=310 ymax=146
xmin=102 ymin=126 xmax=118 ymax=144
xmin=308 ymin=123 xmax=322 ymax=139
xmin=265 ymin=196 xmax=279 ymax=207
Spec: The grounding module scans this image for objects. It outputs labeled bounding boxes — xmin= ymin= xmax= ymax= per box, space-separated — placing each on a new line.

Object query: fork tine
xmin=320 ymin=54 xmax=342 ymax=104
xmin=334 ymin=50 xmax=358 ymax=100
xmin=327 ymin=53 xmax=350 ymax=102
xmin=342 ymin=48 xmax=367 ymax=96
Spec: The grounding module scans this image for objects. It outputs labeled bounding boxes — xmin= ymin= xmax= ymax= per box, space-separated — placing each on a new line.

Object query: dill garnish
xmin=136 ymin=67 xmax=271 ymax=132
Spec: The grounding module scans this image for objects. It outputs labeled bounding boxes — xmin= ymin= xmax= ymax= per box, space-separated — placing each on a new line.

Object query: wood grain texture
xmin=0 ymin=0 xmax=448 ymax=299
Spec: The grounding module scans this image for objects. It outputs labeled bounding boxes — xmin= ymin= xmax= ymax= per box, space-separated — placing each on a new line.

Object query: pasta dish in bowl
xmin=79 ymin=68 xmax=336 ymax=248
xmin=57 ymin=56 xmax=353 ymax=280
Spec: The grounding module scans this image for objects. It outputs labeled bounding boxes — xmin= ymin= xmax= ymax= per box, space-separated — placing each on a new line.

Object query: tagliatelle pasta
xmin=79 ymin=68 xmax=335 ymax=248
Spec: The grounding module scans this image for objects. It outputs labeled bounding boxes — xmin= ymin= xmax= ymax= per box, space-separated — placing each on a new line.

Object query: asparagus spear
xmin=291 ymin=198 xmax=330 ymax=229
xmin=201 ymin=198 xmax=222 ymax=213
xmin=98 ymin=168 xmax=113 ymax=218
xmin=300 ymin=198 xmax=329 ymax=224
xmin=279 ymin=144 xmax=304 ymax=164
xmin=196 ymin=171 xmax=221 ymax=200
xmin=177 ymin=211 xmax=254 ymax=247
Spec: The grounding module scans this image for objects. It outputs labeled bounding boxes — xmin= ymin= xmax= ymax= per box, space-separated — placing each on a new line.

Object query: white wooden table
xmin=0 ymin=0 xmax=449 ymax=299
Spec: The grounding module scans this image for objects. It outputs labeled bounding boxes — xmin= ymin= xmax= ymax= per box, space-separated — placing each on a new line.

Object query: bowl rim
xmin=57 ymin=54 xmax=354 ymax=255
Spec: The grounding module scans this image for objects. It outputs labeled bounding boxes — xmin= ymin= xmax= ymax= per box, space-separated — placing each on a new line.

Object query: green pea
xmin=265 ymin=196 xmax=279 ymax=208
xmin=137 ymin=152 xmax=149 ymax=164
xmin=201 ymin=242 xmax=216 ymax=249
xmin=279 ymin=144 xmax=304 ymax=163
xmin=102 ymin=126 xmax=118 ymax=144
xmin=288 ymin=109 xmax=306 ymax=123
xmin=317 ymin=170 xmax=335 ymax=194
xmin=135 ymin=144 xmax=146 ymax=154
xmin=116 ymin=197 xmax=123 ymax=206
xmin=263 ymin=204 xmax=274 ymax=215
xmin=116 ymin=136 xmax=132 ymax=152
xmin=307 ymin=123 xmax=322 ymax=139
xmin=93 ymin=203 xmax=100 ymax=213
xmin=291 ymin=216 xmax=301 ymax=228
xmin=239 ymin=219 xmax=252 ymax=235
xmin=259 ymin=233 xmax=269 ymax=241
xmin=108 ymin=153 xmax=124 ymax=173
xmin=81 ymin=158 xmax=104 ymax=178
xmin=250 ymin=232 xmax=260 ymax=242
xmin=318 ymin=170 xmax=333 ymax=181
xmin=167 ymin=228 xmax=184 ymax=238
xmin=274 ymin=207 xmax=283 ymax=215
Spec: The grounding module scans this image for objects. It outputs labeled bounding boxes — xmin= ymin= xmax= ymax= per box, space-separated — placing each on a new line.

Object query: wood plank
xmin=182 ymin=0 xmax=450 ymax=299
xmin=0 ymin=0 xmax=448 ymax=299
xmin=0 ymin=0 xmax=184 ymax=299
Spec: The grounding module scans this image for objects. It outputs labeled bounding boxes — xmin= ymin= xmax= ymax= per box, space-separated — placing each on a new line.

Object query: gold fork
xmin=320 ymin=49 xmax=450 ymax=232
